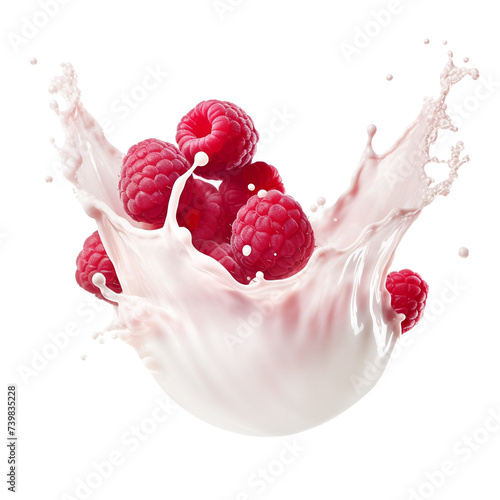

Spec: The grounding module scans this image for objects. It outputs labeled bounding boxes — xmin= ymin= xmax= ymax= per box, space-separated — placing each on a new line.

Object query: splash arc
xmin=50 ymin=56 xmax=478 ymax=436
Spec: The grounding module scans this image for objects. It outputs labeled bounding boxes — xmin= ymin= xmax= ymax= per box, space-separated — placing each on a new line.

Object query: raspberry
xmin=220 ymin=161 xmax=285 ymax=230
xmin=231 ymin=190 xmax=315 ymax=280
xmin=386 ymin=269 xmax=429 ymax=333
xmin=75 ymin=231 xmax=122 ymax=303
xmin=177 ymin=179 xmax=228 ymax=243
xmin=175 ymin=100 xmax=259 ymax=180
xmin=195 ymin=240 xmax=251 ymax=284
xmin=119 ymin=138 xmax=193 ymax=226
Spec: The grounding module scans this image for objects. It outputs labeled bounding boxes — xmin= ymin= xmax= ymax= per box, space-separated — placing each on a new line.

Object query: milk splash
xmin=50 ymin=55 xmax=478 ymax=436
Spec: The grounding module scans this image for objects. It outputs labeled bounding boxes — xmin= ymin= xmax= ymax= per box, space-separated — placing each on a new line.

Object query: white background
xmin=1 ymin=0 xmax=500 ymax=499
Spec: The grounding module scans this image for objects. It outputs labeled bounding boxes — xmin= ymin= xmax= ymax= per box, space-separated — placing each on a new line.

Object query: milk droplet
xmin=30 ymin=57 xmax=38 ymax=65
xmin=92 ymin=273 xmax=106 ymax=287
xmin=463 ymin=57 xmax=469 ymax=63
xmin=242 ymin=245 xmax=252 ymax=256
xmin=45 ymin=175 xmax=53 ymax=183
xmin=333 ymin=217 xmax=338 ymax=222
xmin=310 ymin=205 xmax=318 ymax=213
xmin=317 ymin=196 xmax=326 ymax=206
xmin=248 ymin=183 xmax=256 ymax=191
xmin=194 ymin=151 xmax=209 ymax=167
xmin=443 ymin=40 xmax=448 ymax=45
xmin=258 ymin=189 xmax=267 ymax=198
xmin=273 ymin=252 xmax=277 ymax=256
xmin=424 ymin=38 xmax=430 ymax=44
xmin=386 ymin=74 xmax=393 ymax=81
xmin=81 ymin=354 xmax=87 ymax=361
xmin=458 ymin=247 xmax=469 ymax=258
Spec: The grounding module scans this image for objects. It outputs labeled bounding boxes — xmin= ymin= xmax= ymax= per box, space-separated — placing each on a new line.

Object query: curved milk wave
xmin=50 ymin=56 xmax=478 ymax=436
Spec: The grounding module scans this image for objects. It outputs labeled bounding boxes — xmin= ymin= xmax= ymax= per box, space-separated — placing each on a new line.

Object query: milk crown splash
xmin=50 ymin=55 xmax=478 ymax=436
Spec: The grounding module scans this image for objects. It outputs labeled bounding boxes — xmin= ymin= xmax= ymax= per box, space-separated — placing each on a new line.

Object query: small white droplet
xmin=257 ymin=189 xmax=267 ymax=198
xmin=463 ymin=57 xmax=469 ymax=63
xmin=317 ymin=196 xmax=326 ymax=206
xmin=49 ymin=100 xmax=59 ymax=110
xmin=194 ymin=151 xmax=209 ymax=167
xmin=458 ymin=247 xmax=469 ymax=258
xmin=424 ymin=38 xmax=430 ymax=45
xmin=45 ymin=175 xmax=53 ymax=183
xmin=310 ymin=205 xmax=318 ymax=213
xmin=81 ymin=354 xmax=87 ymax=361
xmin=255 ymin=271 xmax=264 ymax=280
xmin=386 ymin=74 xmax=393 ymax=81
xmin=333 ymin=217 xmax=338 ymax=222
xmin=92 ymin=273 xmax=106 ymax=287
xmin=248 ymin=183 xmax=256 ymax=191
xmin=242 ymin=245 xmax=252 ymax=256
xmin=273 ymin=252 xmax=277 ymax=257
xmin=30 ymin=57 xmax=38 ymax=65
xmin=443 ymin=40 xmax=448 ymax=45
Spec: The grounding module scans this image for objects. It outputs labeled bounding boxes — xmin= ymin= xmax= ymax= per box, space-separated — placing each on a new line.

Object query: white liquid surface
xmin=50 ymin=56 xmax=478 ymax=436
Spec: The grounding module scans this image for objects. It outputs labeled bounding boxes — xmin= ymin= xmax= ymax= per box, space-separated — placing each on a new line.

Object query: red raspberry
xmin=75 ymin=231 xmax=122 ymax=303
xmin=177 ymin=180 xmax=228 ymax=243
xmin=195 ymin=240 xmax=251 ymax=284
xmin=231 ymin=190 xmax=315 ymax=280
xmin=220 ymin=161 xmax=285 ymax=230
xmin=175 ymin=100 xmax=259 ymax=180
xmin=119 ymin=138 xmax=193 ymax=226
xmin=386 ymin=269 xmax=429 ymax=333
